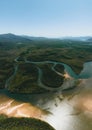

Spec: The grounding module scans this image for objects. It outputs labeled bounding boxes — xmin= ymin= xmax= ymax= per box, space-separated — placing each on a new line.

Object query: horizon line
xmin=0 ymin=32 xmax=92 ymax=39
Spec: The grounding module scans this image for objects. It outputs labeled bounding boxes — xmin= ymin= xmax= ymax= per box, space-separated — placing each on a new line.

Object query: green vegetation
xmin=39 ymin=63 xmax=64 ymax=88
xmin=8 ymin=63 xmax=47 ymax=93
xmin=0 ymin=37 xmax=92 ymax=93
xmin=0 ymin=59 xmax=14 ymax=89
xmin=54 ymin=64 xmax=64 ymax=74
xmin=27 ymin=40 xmax=92 ymax=74
xmin=0 ymin=116 xmax=55 ymax=130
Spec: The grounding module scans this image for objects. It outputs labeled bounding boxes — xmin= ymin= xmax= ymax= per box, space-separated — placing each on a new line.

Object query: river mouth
xmin=0 ymin=61 xmax=92 ymax=130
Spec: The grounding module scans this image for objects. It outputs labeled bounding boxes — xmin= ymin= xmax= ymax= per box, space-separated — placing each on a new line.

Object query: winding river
xmin=5 ymin=57 xmax=78 ymax=91
xmin=1 ymin=57 xmax=92 ymax=130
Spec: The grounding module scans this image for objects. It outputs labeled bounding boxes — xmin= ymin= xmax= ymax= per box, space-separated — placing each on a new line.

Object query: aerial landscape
xmin=0 ymin=0 xmax=92 ymax=130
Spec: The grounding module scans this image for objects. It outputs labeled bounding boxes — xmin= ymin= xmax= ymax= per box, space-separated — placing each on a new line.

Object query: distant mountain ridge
xmin=0 ymin=33 xmax=32 ymax=43
xmin=87 ymin=38 xmax=92 ymax=42
xmin=60 ymin=36 xmax=92 ymax=42
xmin=0 ymin=33 xmax=92 ymax=43
xmin=21 ymin=35 xmax=48 ymax=40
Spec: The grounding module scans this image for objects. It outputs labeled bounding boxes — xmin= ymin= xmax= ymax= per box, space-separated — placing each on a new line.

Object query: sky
xmin=0 ymin=0 xmax=92 ymax=37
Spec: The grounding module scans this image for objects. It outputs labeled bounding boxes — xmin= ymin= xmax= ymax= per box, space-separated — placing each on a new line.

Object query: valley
xmin=0 ymin=34 xmax=92 ymax=130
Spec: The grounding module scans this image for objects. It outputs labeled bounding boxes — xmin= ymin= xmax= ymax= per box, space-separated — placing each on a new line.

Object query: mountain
xmin=0 ymin=33 xmax=92 ymax=44
xmin=60 ymin=36 xmax=92 ymax=42
xmin=21 ymin=35 xmax=48 ymax=41
xmin=0 ymin=33 xmax=32 ymax=43
xmin=87 ymin=38 xmax=92 ymax=42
